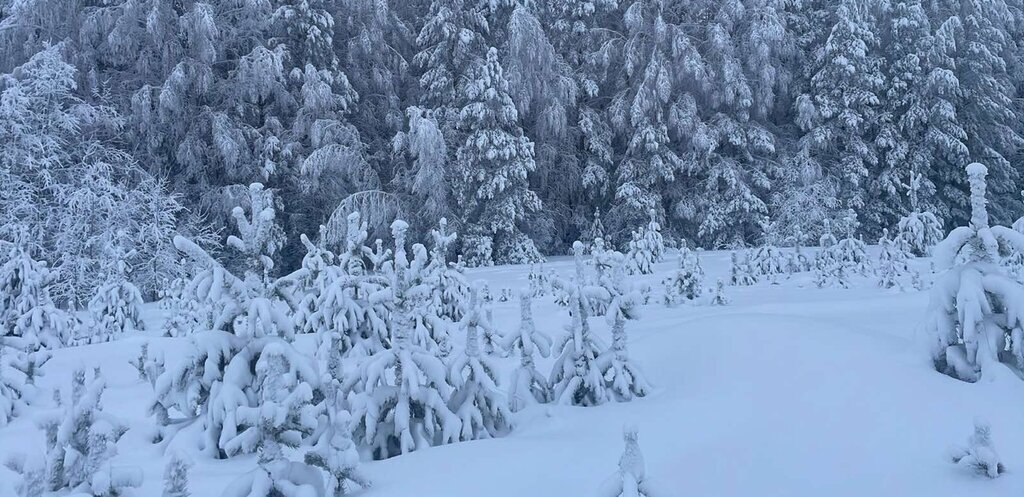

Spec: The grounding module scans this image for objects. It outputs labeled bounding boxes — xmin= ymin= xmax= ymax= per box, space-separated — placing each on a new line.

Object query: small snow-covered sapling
xmin=951 ymin=420 xmax=1004 ymax=478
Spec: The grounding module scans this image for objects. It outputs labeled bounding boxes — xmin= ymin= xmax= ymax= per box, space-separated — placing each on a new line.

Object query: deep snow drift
xmin=2 ymin=251 xmax=1022 ymax=497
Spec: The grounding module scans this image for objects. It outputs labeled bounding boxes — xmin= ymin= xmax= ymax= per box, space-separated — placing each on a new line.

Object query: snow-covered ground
xmin=3 ymin=251 xmax=1022 ymax=496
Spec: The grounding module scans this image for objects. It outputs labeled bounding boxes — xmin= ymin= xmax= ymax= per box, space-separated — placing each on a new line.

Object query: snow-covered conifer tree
xmin=751 ymin=244 xmax=786 ymax=284
xmin=427 ymin=218 xmax=469 ymax=323
xmin=897 ymin=172 xmax=944 ymax=257
xmin=304 ymin=395 xmax=371 ymax=496
xmin=598 ymin=293 xmax=649 ymax=401
xmin=728 ymin=251 xmax=756 ymax=287
xmin=951 ymin=420 xmax=1004 ymax=478
xmin=447 ymin=284 xmax=513 ymax=440
xmin=0 ymin=243 xmax=74 ymax=349
xmin=150 ymin=184 xmax=321 ymax=463
xmin=710 ymin=279 xmax=729 ymax=306
xmin=28 ymin=368 xmax=143 ymax=495
xmin=549 ymin=289 xmax=608 ymax=407
xmin=663 ymin=247 xmax=704 ymax=306
xmin=877 ymin=228 xmax=912 ymax=290
xmin=163 ymin=453 xmax=191 ymax=497
xmin=583 ymin=209 xmax=607 ymax=250
xmin=626 ymin=227 xmax=655 ymax=275
xmin=348 ymin=220 xmax=460 ymax=459
xmin=455 ymin=48 xmax=543 ymax=265
xmin=597 ymin=425 xmax=661 ymax=497
xmin=86 ymin=243 xmax=145 ymax=344
xmin=644 ymin=210 xmax=665 ymax=264
xmin=925 ymin=163 xmax=1024 ymax=382
xmin=502 ymin=291 xmax=553 ymax=411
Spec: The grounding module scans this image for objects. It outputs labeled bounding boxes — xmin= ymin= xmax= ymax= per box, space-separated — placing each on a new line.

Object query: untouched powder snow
xmin=2 ymin=251 xmax=1023 ymax=496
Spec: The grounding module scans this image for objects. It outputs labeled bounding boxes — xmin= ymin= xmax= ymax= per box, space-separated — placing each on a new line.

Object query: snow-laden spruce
xmin=502 ymin=290 xmax=553 ymax=411
xmin=664 ymin=244 xmax=704 ymax=305
xmin=751 ymin=243 xmax=785 ymax=284
xmin=925 ymin=163 xmax=1024 ymax=382
xmin=728 ymin=251 xmax=756 ymax=287
xmin=896 ymin=173 xmax=944 ymax=257
xmin=710 ymin=278 xmax=729 ymax=306
xmin=85 ymin=242 xmax=144 ymax=344
xmin=597 ymin=425 xmax=662 ymax=497
xmin=0 ymin=243 xmax=74 ymax=349
xmin=163 ymin=453 xmax=192 ymax=497
xmin=599 ymin=293 xmax=650 ymax=401
xmin=348 ymin=219 xmax=460 ymax=459
xmin=149 ymin=184 xmax=321 ymax=462
xmin=13 ymin=368 xmax=143 ymax=495
xmin=877 ymin=228 xmax=913 ymax=290
xmin=950 ymin=420 xmax=1004 ymax=478
xmin=447 ymin=283 xmax=513 ymax=440
xmin=304 ymin=393 xmax=371 ymax=496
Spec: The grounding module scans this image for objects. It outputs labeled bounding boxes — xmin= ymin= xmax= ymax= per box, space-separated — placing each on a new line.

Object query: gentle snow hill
xmin=3 ymin=249 xmax=1023 ymax=496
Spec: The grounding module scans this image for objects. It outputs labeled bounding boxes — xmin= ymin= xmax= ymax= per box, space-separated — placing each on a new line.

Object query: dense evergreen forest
xmin=2 ymin=0 xmax=1022 ymax=300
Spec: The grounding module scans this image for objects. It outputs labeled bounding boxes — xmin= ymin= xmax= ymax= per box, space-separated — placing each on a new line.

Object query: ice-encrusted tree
xmin=877 ymin=228 xmax=912 ymax=290
xmin=897 ymin=172 xmax=944 ymax=257
xmin=502 ymin=291 xmax=553 ymax=411
xmin=447 ymin=283 xmax=513 ymax=440
xmin=597 ymin=425 xmax=661 ymax=497
xmin=925 ymin=163 xmax=1024 ymax=382
xmin=0 ymin=333 xmax=48 ymax=427
xmin=26 ymin=368 xmax=143 ymax=495
xmin=950 ymin=420 xmax=1004 ymax=479
xmin=348 ymin=219 xmax=460 ymax=459
xmin=455 ymin=47 xmax=543 ymax=266
xmin=86 ymin=243 xmax=144 ymax=344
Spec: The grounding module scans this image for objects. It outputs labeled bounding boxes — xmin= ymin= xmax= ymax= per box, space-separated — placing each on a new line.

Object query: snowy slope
xmin=2 ymin=251 xmax=1022 ymax=497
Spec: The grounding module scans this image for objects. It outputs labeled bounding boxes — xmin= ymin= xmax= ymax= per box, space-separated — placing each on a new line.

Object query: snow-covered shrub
xmin=950 ymin=420 xmax=1004 ymax=478
xmin=502 ymin=291 xmax=553 ymax=411
xmin=786 ymin=227 xmax=812 ymax=274
xmin=597 ymin=425 xmax=660 ymax=497
xmin=221 ymin=460 xmax=326 ymax=497
xmin=710 ymin=279 xmax=729 ymax=306
xmin=728 ymin=251 xmax=756 ymax=286
xmin=663 ymin=246 xmax=704 ymax=305
xmin=925 ymin=163 xmax=1024 ymax=382
xmin=348 ymin=220 xmax=460 ymax=459
xmin=163 ymin=453 xmax=192 ymax=497
xmin=86 ymin=246 xmax=145 ymax=343
xmin=599 ymin=293 xmax=649 ymax=401
xmin=877 ymin=228 xmax=912 ymax=290
xmin=26 ymin=368 xmax=143 ymax=495
xmin=448 ymin=284 xmax=513 ymax=440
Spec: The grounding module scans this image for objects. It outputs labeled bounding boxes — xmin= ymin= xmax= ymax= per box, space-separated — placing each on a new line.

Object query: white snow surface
xmin=3 ymin=250 xmax=1023 ymax=496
